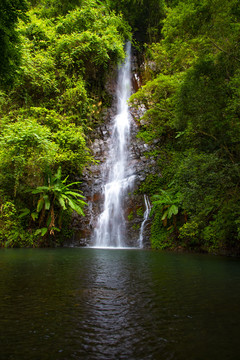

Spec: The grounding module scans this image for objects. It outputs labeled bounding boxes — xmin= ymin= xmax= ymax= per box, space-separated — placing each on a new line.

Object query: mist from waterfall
xmin=93 ymin=42 xmax=134 ymax=248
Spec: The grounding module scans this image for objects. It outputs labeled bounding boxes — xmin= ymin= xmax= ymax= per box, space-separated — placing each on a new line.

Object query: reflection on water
xmin=0 ymin=248 xmax=240 ymax=359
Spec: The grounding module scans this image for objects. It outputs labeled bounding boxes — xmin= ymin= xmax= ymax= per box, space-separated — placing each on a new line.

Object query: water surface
xmin=0 ymin=248 xmax=240 ymax=359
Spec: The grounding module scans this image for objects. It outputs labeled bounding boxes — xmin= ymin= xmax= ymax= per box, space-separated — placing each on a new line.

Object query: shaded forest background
xmin=0 ymin=0 xmax=240 ymax=253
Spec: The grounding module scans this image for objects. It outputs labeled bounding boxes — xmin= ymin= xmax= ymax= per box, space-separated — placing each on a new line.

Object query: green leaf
xmin=31 ymin=212 xmax=38 ymax=221
xmin=43 ymin=195 xmax=50 ymax=210
xmin=37 ymin=198 xmax=44 ymax=212
xmin=161 ymin=209 xmax=169 ymax=221
xmin=34 ymin=227 xmax=48 ymax=236
xmin=34 ymin=229 xmax=42 ymax=236
xmin=171 ymin=204 xmax=179 ymax=215
xmin=19 ymin=208 xmax=30 ymax=218
xmin=41 ymin=228 xmax=48 ymax=236
xmin=62 ymin=175 xmax=69 ymax=184
xmin=65 ymin=190 xmax=84 ymax=198
xmin=160 ymin=189 xmax=171 ymax=201
xmin=46 ymin=216 xmax=51 ymax=227
xmin=31 ymin=186 xmax=49 ymax=194
xmin=58 ymin=196 xmax=66 ymax=210
xmin=175 ymin=131 xmax=185 ymax=139
xmin=50 ymin=226 xmax=60 ymax=232
xmin=64 ymin=181 xmax=82 ymax=188
xmin=53 ymin=167 xmax=62 ymax=183
xmin=68 ymin=198 xmax=85 ymax=216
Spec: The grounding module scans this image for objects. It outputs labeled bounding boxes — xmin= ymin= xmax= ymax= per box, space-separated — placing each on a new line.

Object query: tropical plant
xmin=29 ymin=167 xmax=87 ymax=237
xmin=151 ymin=189 xmax=181 ymax=228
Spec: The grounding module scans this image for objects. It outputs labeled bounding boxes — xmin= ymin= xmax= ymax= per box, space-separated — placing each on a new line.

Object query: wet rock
xmin=67 ymin=63 xmax=160 ymax=249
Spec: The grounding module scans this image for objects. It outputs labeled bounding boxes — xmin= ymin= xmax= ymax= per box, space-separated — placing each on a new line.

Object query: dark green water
xmin=0 ymin=248 xmax=240 ymax=360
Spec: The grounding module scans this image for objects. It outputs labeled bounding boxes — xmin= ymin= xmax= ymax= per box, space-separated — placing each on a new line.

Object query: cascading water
xmin=93 ymin=42 xmax=134 ymax=248
xmin=138 ymin=195 xmax=151 ymax=248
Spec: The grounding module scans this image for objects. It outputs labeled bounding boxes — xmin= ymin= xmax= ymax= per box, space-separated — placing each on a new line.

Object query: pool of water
xmin=0 ymin=248 xmax=240 ymax=359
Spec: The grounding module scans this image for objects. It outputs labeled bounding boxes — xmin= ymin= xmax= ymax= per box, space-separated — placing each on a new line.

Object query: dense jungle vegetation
xmin=1 ymin=0 xmax=240 ymax=253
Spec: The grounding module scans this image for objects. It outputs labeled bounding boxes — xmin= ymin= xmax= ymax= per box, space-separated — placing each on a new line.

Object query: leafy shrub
xmin=0 ymin=119 xmax=57 ymax=196
xmin=0 ymin=201 xmax=34 ymax=248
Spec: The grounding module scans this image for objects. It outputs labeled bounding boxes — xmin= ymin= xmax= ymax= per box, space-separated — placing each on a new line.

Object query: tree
xmin=131 ymin=0 xmax=240 ymax=252
xmin=0 ymin=118 xmax=57 ymax=198
xmin=0 ymin=0 xmax=129 ymax=247
xmin=107 ymin=0 xmax=166 ymax=43
xmin=0 ymin=0 xmax=28 ymax=87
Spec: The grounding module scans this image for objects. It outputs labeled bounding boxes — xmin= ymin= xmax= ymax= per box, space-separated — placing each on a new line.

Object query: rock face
xmin=69 ymin=57 xmax=156 ymax=248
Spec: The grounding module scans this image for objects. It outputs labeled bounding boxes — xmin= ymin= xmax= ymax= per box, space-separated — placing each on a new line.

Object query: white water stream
xmin=92 ymin=43 xmax=151 ymax=248
xmin=93 ymin=42 xmax=134 ymax=247
xmin=138 ymin=195 xmax=151 ymax=248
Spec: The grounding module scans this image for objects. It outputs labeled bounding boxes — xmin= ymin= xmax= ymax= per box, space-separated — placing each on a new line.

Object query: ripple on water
xmin=1 ymin=248 xmax=240 ymax=359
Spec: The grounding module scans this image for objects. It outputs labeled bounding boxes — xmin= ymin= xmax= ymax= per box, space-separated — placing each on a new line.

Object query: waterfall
xmin=93 ymin=42 xmax=135 ymax=248
xmin=138 ymin=195 xmax=151 ymax=248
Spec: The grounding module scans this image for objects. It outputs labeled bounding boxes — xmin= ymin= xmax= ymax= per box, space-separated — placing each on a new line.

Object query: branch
xmin=196 ymin=130 xmax=217 ymax=141
xmin=197 ymin=130 xmax=236 ymax=163
xmin=208 ymin=38 xmax=240 ymax=62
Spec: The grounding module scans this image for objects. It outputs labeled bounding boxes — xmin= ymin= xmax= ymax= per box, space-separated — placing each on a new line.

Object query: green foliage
xmin=53 ymin=2 xmax=130 ymax=90
xmin=127 ymin=211 xmax=133 ymax=221
xmin=107 ymin=0 xmax=166 ymax=43
xmin=179 ymin=221 xmax=199 ymax=240
xmin=55 ymin=2 xmax=130 ymax=40
xmin=152 ymin=189 xmax=180 ymax=219
xmin=58 ymin=78 xmax=89 ymax=115
xmin=150 ymin=210 xmax=170 ymax=250
xmin=132 ymin=223 xmax=140 ymax=231
xmin=130 ymin=73 xmax=179 ymax=140
xmin=0 ymin=0 xmax=28 ymax=87
xmin=2 ymin=0 xmax=240 ymax=253
xmin=173 ymin=151 xmax=224 ymax=215
xmin=174 ymin=57 xmax=233 ymax=152
xmin=29 ymin=167 xmax=87 ymax=239
xmin=0 ymin=0 xmax=130 ymax=247
xmin=0 ymin=200 xmax=34 ymax=248
xmin=39 ymin=0 xmax=83 ymax=18
xmin=0 ymin=119 xmax=57 ymax=197
xmin=133 ymin=0 xmax=240 ymax=253
xmin=150 ymin=188 xmax=182 ymax=249
xmin=52 ymin=123 xmax=91 ymax=174
xmin=136 ymin=207 xmax=144 ymax=217
xmin=139 ymin=173 xmax=163 ymax=196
